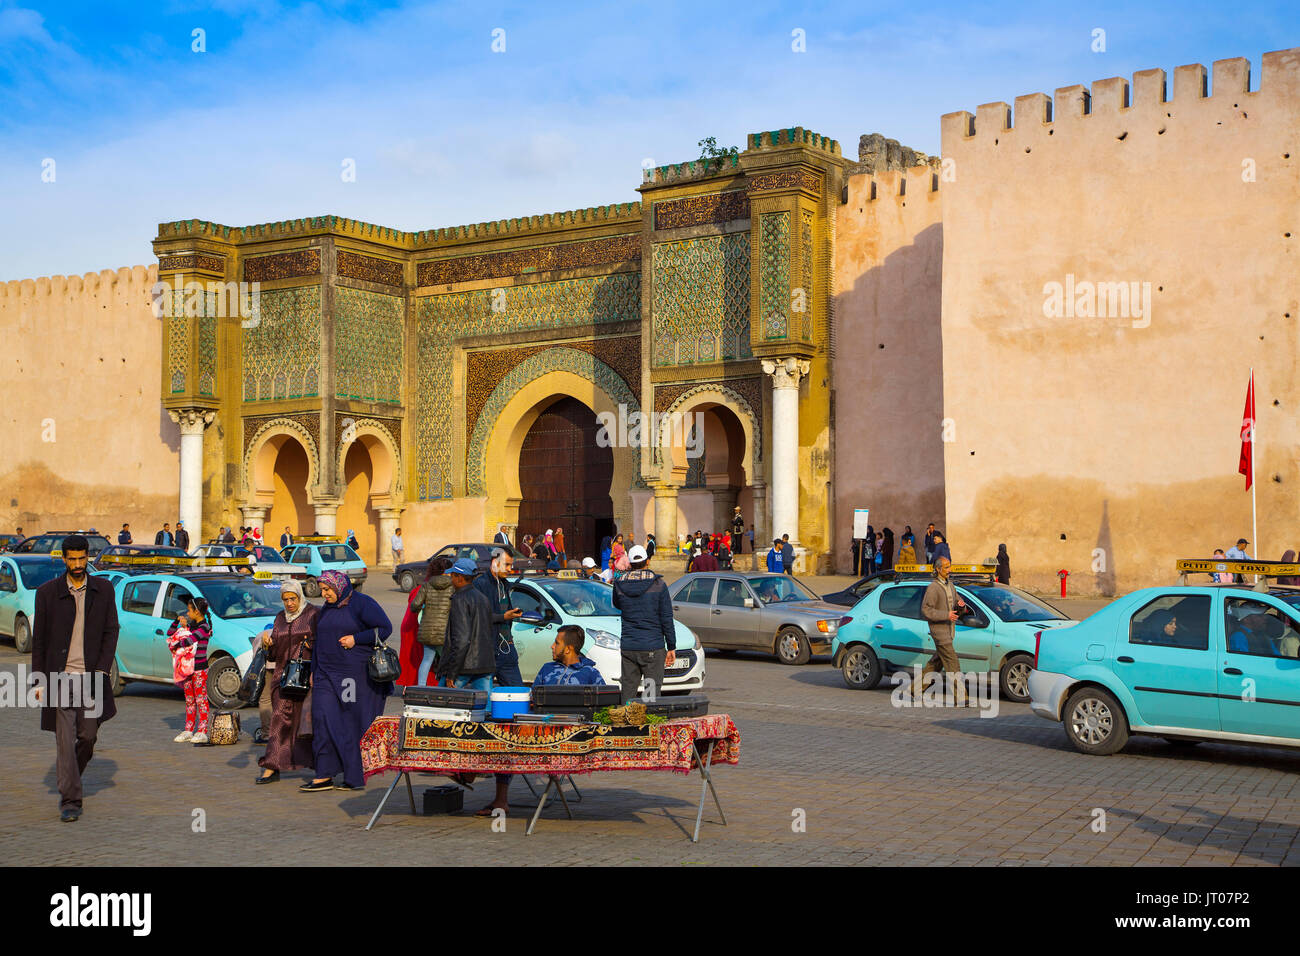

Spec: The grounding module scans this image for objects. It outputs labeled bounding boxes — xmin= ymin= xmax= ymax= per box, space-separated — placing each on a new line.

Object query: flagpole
xmin=1251 ymin=367 xmax=1257 ymax=566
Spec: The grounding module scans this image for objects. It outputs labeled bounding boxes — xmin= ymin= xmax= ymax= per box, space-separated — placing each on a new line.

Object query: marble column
xmin=168 ymin=409 xmax=215 ymax=542
xmin=312 ymin=499 xmax=340 ymax=537
xmin=709 ymin=484 xmax=741 ymax=539
xmin=652 ymin=482 xmax=681 ymax=553
xmin=762 ymin=357 xmax=810 ymax=549
xmin=239 ymin=506 xmax=268 ymax=536
xmin=377 ymin=507 xmax=401 ymax=568
xmin=750 ymin=478 xmax=768 ymax=570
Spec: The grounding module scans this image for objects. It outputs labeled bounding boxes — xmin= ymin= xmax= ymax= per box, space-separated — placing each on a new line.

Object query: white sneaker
xmin=191 ymin=732 xmax=209 ymax=745
xmin=174 ymin=730 xmax=193 ymax=743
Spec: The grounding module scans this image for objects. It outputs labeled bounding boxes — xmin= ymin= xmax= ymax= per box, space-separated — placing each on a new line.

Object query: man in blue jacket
xmin=612 ymin=545 xmax=676 ymax=702
xmin=471 ymin=548 xmax=523 ymax=817
xmin=534 ymin=625 xmax=608 ymax=685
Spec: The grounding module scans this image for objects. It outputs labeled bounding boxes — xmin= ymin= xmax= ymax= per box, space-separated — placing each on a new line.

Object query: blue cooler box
xmin=490 ymin=687 xmax=531 ymax=720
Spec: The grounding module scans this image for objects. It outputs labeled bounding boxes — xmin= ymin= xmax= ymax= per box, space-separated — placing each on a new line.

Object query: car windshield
xmin=318 ymin=545 xmax=361 ymax=563
xmin=1269 ymin=590 xmax=1300 ymax=612
xmin=107 ymin=547 xmax=188 ymax=559
xmin=19 ymin=562 xmax=65 ymax=588
xmin=255 ymin=546 xmax=284 ymax=562
xmin=534 ymin=579 xmax=618 ymax=616
xmin=964 ymin=585 xmax=1068 ymax=622
xmin=196 ymin=579 xmax=284 ymax=620
xmin=746 ymin=576 xmax=818 ymax=605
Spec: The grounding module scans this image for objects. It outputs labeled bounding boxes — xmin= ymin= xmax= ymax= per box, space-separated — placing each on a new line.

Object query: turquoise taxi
xmin=830 ymin=563 xmax=1075 ymax=701
xmin=281 ymin=536 xmax=367 ymax=596
xmin=0 ymin=554 xmax=66 ymax=652
xmin=1029 ymin=559 xmax=1300 ymax=755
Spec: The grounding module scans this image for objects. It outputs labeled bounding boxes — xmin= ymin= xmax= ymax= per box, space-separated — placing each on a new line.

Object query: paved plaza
xmin=2 ymin=578 xmax=1297 ymax=867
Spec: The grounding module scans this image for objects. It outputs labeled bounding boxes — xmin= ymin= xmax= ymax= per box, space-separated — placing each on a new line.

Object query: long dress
xmin=310 ymin=587 xmax=393 ymax=787
xmin=258 ymin=604 xmax=319 ymax=772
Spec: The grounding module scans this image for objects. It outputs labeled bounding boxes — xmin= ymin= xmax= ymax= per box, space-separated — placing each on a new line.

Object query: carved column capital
xmin=761 ymin=357 xmax=811 ymax=389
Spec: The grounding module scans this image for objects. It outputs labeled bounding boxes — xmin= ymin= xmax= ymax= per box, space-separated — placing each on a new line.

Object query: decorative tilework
xmin=242 ymin=287 xmax=321 ymax=402
xmin=198 ymin=311 xmax=217 ymax=396
xmin=334 ymin=287 xmax=404 ymax=404
xmin=651 ymin=234 xmax=751 ymax=367
xmin=464 ymin=348 xmax=643 ymax=496
xmin=653 ymin=192 xmax=749 ymax=231
xmin=334 ymin=413 xmax=402 ymax=459
xmin=417 ymin=234 xmax=640 ymax=286
xmin=168 ymin=311 xmax=189 ymax=394
xmin=415 ymin=273 xmax=640 ymax=500
xmin=799 ymin=209 xmax=814 ymax=343
xmin=759 ymin=212 xmax=790 ymax=340
xmin=652 ymin=378 xmax=762 ymax=472
xmin=158 ymin=253 xmax=225 ymax=273
xmin=244 ymin=249 xmax=321 ymax=282
xmin=465 ymin=336 xmax=641 ymax=441
xmin=337 ymin=250 xmax=404 ymax=287
xmin=746 ymin=169 xmax=823 ymax=195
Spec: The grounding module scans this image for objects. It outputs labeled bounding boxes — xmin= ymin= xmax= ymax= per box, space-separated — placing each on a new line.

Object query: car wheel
xmin=399 ymin=571 xmax=416 ymax=592
xmin=108 ymin=659 xmax=125 ymax=697
xmin=1063 ymin=686 xmax=1129 ymax=755
xmin=303 ymin=577 xmax=321 ymax=598
xmin=206 ymin=656 xmax=244 ymax=710
xmin=840 ymin=644 xmax=882 ymax=690
xmin=775 ymin=627 xmax=811 ymax=665
xmin=13 ymin=614 xmax=32 ymax=653
xmin=998 ymin=653 xmax=1034 ymax=703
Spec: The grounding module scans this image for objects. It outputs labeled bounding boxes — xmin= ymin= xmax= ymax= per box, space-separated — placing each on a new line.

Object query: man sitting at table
xmin=534 ymin=625 xmax=609 ymax=685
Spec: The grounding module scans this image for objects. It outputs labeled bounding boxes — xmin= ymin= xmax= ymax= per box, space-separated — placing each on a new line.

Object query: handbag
xmin=368 ymin=635 xmax=401 ymax=682
xmin=209 ymin=711 xmax=241 ymax=745
xmin=237 ymin=643 xmax=268 ymax=704
xmin=279 ymin=639 xmax=311 ymax=701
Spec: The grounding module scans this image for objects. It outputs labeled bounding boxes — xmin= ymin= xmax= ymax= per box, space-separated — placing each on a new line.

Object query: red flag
xmin=1239 ymin=373 xmax=1255 ymax=490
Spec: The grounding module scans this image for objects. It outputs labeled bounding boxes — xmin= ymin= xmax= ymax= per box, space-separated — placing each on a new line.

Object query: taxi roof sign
xmin=1176 ymin=558 xmax=1300 ymax=591
xmin=894 ymin=562 xmax=997 ymax=576
xmin=294 ymin=535 xmax=343 ymax=543
xmin=97 ymin=554 xmax=254 ymax=568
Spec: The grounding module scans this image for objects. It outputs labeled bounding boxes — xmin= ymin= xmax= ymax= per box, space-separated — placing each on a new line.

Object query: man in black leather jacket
xmin=436 ymin=559 xmax=494 ymax=691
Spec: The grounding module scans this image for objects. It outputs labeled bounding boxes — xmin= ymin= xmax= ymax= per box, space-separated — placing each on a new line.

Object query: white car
xmin=190 ymin=543 xmax=306 ymax=584
xmin=504 ymin=575 xmax=705 ymax=693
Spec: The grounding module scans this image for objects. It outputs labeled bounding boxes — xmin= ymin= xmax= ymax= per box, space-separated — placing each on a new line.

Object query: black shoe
xmin=335 ymin=782 xmax=362 ymax=791
xmin=298 ymin=779 xmax=334 ymax=792
xmin=253 ymin=729 xmax=269 ymax=744
xmin=255 ymin=771 xmax=280 ymax=785
xmin=60 ymin=808 xmax=81 ymax=822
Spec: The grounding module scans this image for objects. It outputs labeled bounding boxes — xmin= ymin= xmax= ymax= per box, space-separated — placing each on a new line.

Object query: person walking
xmin=612 ymin=545 xmax=676 ymax=702
xmin=410 ymin=556 xmax=454 ymax=686
xmin=645 ymin=532 xmax=656 ymax=561
xmin=553 ymin=527 xmax=566 ymax=563
xmin=781 ymin=534 xmax=795 ymax=576
xmin=437 ymin=559 xmax=495 ymax=692
xmin=910 ymin=556 xmax=968 ymax=705
xmin=731 ymin=507 xmax=745 ymax=555
xmin=167 ymin=596 xmax=212 ymax=744
xmin=472 ymin=549 xmax=525 ymax=816
xmin=923 ymin=523 xmax=937 ymax=563
xmin=299 ymin=571 xmax=392 ymax=792
xmin=32 ymin=534 xmax=119 ymax=822
xmin=345 ymin=529 xmax=360 ymax=552
xmin=931 ymin=532 xmax=952 ymax=565
xmin=390 ymin=527 xmax=404 ymax=567
xmin=174 ymin=520 xmax=190 ymax=553
xmin=766 ymin=538 xmax=784 ymax=573
xmin=995 ymin=544 xmax=1011 ymax=585
xmin=255 ymin=580 xmax=319 ymax=783
xmin=280 ymin=526 xmax=294 ymax=550
xmin=118 ymin=523 xmax=132 ymax=545
xmin=155 ymin=522 xmax=174 ymax=546
xmin=493 ymin=524 xmax=512 ymax=548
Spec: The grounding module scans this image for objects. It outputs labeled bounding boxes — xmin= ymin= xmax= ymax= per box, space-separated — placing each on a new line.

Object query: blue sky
xmin=0 ymin=0 xmax=1296 ymax=279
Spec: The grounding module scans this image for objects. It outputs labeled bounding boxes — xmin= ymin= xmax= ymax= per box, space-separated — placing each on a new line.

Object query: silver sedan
xmin=669 ymin=572 xmax=848 ymax=665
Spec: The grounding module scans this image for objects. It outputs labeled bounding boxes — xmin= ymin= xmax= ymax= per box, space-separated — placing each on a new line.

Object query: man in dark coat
xmin=730 ymin=507 xmax=745 ymax=555
xmin=117 ymin=523 xmax=132 ymax=545
xmin=221 ymin=526 xmax=236 ymax=544
xmin=471 ymin=548 xmax=524 ymax=816
xmin=32 ymin=534 xmax=119 ymax=821
xmin=612 ymin=545 xmax=676 ymax=702
xmin=174 ymin=520 xmax=190 ymax=553
xmin=279 ymin=526 xmax=294 ymax=549
xmin=781 ymin=535 xmax=795 ymax=576
xmin=154 ymin=522 xmax=173 ymax=546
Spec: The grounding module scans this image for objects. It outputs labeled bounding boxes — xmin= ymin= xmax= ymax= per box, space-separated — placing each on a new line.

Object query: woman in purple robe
xmin=256 ymin=579 xmax=318 ymax=783
xmin=299 ymin=571 xmax=393 ymax=792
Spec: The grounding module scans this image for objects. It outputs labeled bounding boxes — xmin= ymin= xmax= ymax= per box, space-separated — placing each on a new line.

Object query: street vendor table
xmin=359 ymin=713 xmax=740 ymax=841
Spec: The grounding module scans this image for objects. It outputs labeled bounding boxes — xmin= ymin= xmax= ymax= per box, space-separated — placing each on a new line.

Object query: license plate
xmin=668 ymin=656 xmax=690 ymax=669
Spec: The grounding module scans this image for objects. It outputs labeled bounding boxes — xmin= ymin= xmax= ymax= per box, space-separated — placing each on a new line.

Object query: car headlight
xmin=588 ymin=629 xmax=620 ymax=649
xmin=816 ymin=619 xmax=837 ymax=634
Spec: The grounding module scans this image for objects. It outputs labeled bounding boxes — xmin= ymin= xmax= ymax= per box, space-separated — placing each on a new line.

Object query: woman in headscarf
xmin=256 ymin=580 xmax=319 ymax=783
xmin=863 ymin=525 xmax=875 ymax=574
xmin=299 ymin=571 xmax=392 ymax=792
xmin=600 ymin=535 xmax=613 ymax=571
xmin=542 ymin=529 xmax=557 ymax=557
xmin=611 ymin=533 xmax=628 ymax=574
xmin=996 ymin=544 xmax=1011 ymax=585
xmin=881 ymin=528 xmax=895 ymax=570
xmin=345 ymin=529 xmax=360 ymax=551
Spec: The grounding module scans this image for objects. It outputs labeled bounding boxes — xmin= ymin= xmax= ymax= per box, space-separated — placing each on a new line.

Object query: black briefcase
xmin=641 ymin=695 xmax=710 ymax=718
xmin=529 ymin=684 xmax=622 ymax=715
xmin=422 ymin=786 xmax=464 ymax=815
xmin=402 ymin=686 xmax=489 ymax=710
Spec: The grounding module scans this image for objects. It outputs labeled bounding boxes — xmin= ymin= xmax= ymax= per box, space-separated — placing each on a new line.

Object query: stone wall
xmin=939 ymin=49 xmax=1300 ymax=594
xmin=0 ymin=266 xmax=180 ymax=535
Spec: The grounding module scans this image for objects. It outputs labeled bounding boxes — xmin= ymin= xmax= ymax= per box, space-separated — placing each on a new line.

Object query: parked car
xmin=191 ymin=543 xmax=304 ymax=582
xmin=93 ymin=544 xmax=191 ymax=570
xmin=392 ymin=543 xmax=543 ymax=592
xmin=0 ymin=534 xmax=24 ymax=553
xmin=506 ymin=575 xmax=704 ymax=692
xmin=1030 ymin=572 xmax=1300 ymax=755
xmin=0 ymin=555 xmax=66 ymax=652
xmin=669 ymin=571 xmax=847 ymax=665
xmin=110 ymin=570 xmax=284 ymax=708
xmin=13 ymin=532 xmax=111 ymax=556
xmin=831 ymin=575 xmax=1074 ymax=701
xmin=822 ymin=569 xmax=897 ymax=608
xmin=281 ymin=540 xmax=367 ymax=596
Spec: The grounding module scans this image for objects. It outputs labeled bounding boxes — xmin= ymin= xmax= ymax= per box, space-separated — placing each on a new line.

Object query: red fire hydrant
xmin=1058 ymin=569 xmax=1069 ymax=598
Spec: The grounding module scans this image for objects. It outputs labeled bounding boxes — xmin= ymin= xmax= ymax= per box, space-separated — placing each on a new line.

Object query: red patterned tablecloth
xmin=361 ymin=714 xmax=740 ymax=780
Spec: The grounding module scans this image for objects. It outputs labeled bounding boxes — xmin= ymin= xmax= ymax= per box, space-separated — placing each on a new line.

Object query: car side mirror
xmin=743 ymin=597 xmax=755 ymax=608
xmin=519 ymin=611 xmax=546 ymax=626
xmin=959 ymin=613 xmax=986 ymax=629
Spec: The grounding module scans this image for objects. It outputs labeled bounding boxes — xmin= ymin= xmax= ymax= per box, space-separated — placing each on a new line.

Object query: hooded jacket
xmin=412 ymin=574 xmax=453 ymax=647
xmin=534 ymin=654 xmax=607 ymax=686
xmin=612 ymin=569 xmax=676 ymax=652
